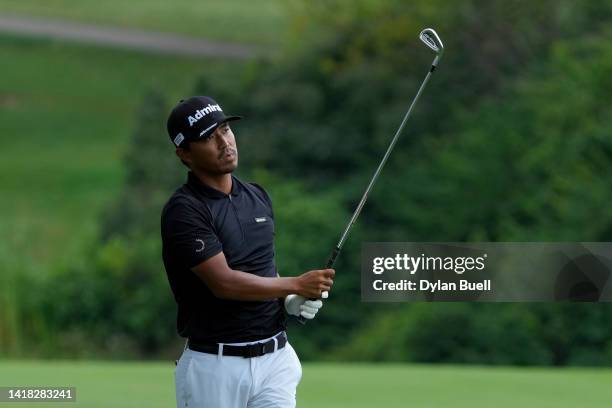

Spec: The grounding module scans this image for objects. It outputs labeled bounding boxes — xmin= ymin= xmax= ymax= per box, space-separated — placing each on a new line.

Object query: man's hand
xmin=295 ymin=269 xmax=335 ymax=299
xmin=285 ymin=295 xmax=323 ymax=319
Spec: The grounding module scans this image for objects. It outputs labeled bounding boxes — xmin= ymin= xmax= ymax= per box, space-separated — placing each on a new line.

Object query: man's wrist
xmin=285 ymin=276 xmax=300 ymax=296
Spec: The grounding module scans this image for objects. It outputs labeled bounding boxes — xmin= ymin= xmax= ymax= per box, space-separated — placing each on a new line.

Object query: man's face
xmin=178 ymin=123 xmax=238 ymax=174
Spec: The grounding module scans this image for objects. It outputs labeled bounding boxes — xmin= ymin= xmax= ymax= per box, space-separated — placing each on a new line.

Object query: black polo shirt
xmin=161 ymin=172 xmax=286 ymax=343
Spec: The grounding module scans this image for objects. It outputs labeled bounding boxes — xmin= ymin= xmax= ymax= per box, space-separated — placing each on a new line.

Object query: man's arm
xmin=192 ymin=251 xmax=334 ymax=301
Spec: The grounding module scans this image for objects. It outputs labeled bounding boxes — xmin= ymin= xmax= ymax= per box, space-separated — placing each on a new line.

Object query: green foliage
xmin=11 ymin=0 xmax=612 ymax=364
xmin=334 ymin=19 xmax=612 ymax=364
xmin=376 ymin=28 xmax=612 ymax=242
xmin=41 ymin=235 xmax=176 ymax=357
xmin=195 ymin=1 xmax=612 ymax=364
xmin=337 ymin=304 xmax=552 ymax=365
xmin=0 ymin=229 xmax=51 ymax=357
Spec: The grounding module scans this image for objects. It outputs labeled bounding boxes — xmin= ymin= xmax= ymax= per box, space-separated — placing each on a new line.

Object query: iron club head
xmin=419 ymin=28 xmax=444 ymax=54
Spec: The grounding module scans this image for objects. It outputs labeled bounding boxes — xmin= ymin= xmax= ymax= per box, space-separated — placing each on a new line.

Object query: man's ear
xmin=175 ymin=147 xmax=190 ymax=164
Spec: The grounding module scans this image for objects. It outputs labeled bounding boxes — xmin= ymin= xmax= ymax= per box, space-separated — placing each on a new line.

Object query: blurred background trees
xmin=3 ymin=0 xmax=612 ymax=364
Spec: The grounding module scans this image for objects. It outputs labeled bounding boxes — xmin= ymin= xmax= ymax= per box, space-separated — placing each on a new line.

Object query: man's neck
xmin=193 ymin=171 xmax=233 ymax=195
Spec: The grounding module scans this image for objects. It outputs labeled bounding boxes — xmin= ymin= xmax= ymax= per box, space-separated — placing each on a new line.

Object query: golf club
xmin=298 ymin=28 xmax=444 ymax=324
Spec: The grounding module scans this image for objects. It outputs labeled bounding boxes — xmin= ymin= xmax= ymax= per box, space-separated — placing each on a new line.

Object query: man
xmin=161 ymin=96 xmax=335 ymax=408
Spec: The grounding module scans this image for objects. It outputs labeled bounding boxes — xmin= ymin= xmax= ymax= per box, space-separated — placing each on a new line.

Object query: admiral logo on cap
xmin=188 ymin=103 xmax=222 ymax=126
xmin=166 ymin=96 xmax=242 ymax=147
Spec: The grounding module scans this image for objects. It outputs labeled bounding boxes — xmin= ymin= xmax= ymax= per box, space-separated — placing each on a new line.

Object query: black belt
xmin=188 ymin=332 xmax=287 ymax=358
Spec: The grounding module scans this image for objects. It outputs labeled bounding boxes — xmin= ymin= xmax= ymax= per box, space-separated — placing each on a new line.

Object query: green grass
xmin=1 ymin=360 xmax=611 ymax=408
xmin=0 ymin=0 xmax=287 ymax=46
xmin=0 ymin=34 xmax=244 ymax=268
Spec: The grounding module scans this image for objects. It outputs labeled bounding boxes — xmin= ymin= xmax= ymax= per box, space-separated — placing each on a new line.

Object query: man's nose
xmin=218 ymin=133 xmax=231 ymax=147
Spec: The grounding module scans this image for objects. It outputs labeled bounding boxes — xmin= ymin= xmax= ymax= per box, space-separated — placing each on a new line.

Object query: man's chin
xmin=221 ymin=160 xmax=238 ymax=174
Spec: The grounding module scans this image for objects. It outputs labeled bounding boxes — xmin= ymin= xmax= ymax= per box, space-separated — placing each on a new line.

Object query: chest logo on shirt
xmin=255 ymin=217 xmax=267 ymax=223
xmin=195 ymin=239 xmax=205 ymax=252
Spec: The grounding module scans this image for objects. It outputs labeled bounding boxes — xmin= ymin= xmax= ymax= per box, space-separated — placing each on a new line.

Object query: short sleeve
xmin=161 ymin=199 xmax=223 ymax=268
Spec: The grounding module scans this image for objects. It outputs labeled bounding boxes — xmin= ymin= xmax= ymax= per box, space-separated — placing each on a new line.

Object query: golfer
xmin=161 ymin=96 xmax=334 ymax=408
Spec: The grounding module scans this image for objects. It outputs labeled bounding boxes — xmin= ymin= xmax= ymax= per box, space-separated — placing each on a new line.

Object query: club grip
xmin=296 ymin=246 xmax=341 ymax=324
xmin=325 ymin=246 xmax=341 ymax=269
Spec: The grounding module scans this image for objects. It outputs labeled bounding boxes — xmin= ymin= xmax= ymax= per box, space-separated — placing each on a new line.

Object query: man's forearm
xmin=212 ymin=269 xmax=298 ymax=301
xmin=191 ymin=252 xmax=332 ymax=300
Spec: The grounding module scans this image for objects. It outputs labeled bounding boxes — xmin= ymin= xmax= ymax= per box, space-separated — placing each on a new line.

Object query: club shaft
xmin=327 ymin=59 xmax=437 ymax=268
xmin=297 ymin=56 xmax=440 ymax=325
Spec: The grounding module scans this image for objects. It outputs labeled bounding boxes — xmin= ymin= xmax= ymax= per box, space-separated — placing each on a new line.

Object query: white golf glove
xmin=284 ymin=293 xmax=326 ymax=319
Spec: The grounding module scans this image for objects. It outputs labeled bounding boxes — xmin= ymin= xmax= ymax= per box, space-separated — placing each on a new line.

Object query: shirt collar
xmin=187 ymin=171 xmax=241 ymax=199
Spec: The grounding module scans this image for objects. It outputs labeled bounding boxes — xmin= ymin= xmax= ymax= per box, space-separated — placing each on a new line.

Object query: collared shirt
xmin=161 ymin=172 xmax=286 ymax=343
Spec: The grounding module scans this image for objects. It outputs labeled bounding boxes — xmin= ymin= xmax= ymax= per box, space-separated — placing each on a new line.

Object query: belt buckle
xmin=244 ymin=342 xmax=266 ymax=358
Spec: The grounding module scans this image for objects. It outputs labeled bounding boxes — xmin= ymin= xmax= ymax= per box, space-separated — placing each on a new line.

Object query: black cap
xmin=166 ymin=96 xmax=242 ymax=147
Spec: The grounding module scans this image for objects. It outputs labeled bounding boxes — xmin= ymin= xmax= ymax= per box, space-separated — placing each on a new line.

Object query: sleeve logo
xmin=195 ymin=239 xmax=205 ymax=252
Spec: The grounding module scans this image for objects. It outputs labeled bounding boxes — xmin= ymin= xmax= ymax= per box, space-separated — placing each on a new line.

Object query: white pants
xmin=175 ymin=335 xmax=302 ymax=408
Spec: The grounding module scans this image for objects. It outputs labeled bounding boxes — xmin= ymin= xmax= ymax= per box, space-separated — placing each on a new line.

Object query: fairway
xmin=1 ymin=360 xmax=611 ymax=408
